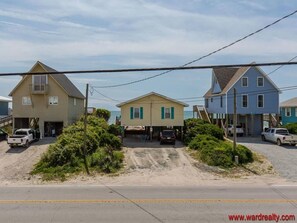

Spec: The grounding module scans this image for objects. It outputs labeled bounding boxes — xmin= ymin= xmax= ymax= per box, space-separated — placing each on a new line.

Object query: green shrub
xmin=99 ymin=132 xmax=122 ymax=150
xmin=108 ymin=124 xmax=122 ymax=136
xmin=89 ymin=147 xmax=124 ymax=173
xmin=79 ymin=115 xmax=109 ymax=130
xmin=200 ymin=146 xmax=234 ymax=168
xmin=94 ymin=108 xmax=111 ymax=122
xmin=284 ymin=123 xmax=297 ymax=134
xmin=188 ymin=134 xmax=220 ymax=150
xmin=184 ymin=123 xmax=224 ymax=144
xmin=235 ymin=144 xmax=254 ymax=164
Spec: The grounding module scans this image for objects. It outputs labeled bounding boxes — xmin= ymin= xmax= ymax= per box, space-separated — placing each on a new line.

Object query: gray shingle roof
xmin=38 ymin=62 xmax=85 ymax=99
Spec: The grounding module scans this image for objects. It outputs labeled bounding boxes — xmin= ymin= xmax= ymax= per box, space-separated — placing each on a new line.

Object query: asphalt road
xmin=0 ymin=185 xmax=296 ymax=223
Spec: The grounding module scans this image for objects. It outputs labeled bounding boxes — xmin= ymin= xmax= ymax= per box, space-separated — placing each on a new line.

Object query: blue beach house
xmin=0 ymin=96 xmax=12 ymax=117
xmin=280 ymin=97 xmax=297 ymax=125
xmin=204 ymin=64 xmax=280 ymax=135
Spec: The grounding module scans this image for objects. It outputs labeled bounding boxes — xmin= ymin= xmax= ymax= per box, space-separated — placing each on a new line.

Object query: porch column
xmin=269 ymin=114 xmax=272 ymax=128
xmin=251 ymin=114 xmax=254 ymax=136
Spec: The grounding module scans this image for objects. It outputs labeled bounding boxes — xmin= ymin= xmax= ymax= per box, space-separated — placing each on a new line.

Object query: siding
xmin=120 ymin=95 xmax=185 ymax=127
xmin=281 ymin=107 xmax=297 ymax=125
xmin=0 ymin=102 xmax=9 ymax=116
xmin=226 ymin=67 xmax=279 ymax=114
xmin=206 ymin=95 xmax=226 ymax=114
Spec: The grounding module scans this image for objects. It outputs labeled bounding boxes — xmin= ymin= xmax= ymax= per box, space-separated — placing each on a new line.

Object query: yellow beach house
xmin=116 ymin=92 xmax=188 ymax=139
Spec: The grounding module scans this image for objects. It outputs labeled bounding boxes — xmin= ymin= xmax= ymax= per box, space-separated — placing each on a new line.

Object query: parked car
xmin=0 ymin=128 xmax=8 ymax=141
xmin=261 ymin=128 xmax=297 ymax=146
xmin=7 ymin=128 xmax=39 ymax=148
xmin=160 ymin=130 xmax=176 ymax=145
xmin=225 ymin=124 xmax=244 ymax=136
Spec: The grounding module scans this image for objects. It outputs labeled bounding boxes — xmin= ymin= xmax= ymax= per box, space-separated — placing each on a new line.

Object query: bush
xmin=188 ymin=134 xmax=220 ymax=150
xmin=94 ymin=108 xmax=111 ymax=122
xmin=108 ymin=124 xmax=122 ymax=136
xmin=284 ymin=123 xmax=297 ymax=134
xmin=79 ymin=115 xmax=109 ymax=130
xmin=200 ymin=146 xmax=234 ymax=168
xmin=99 ymin=132 xmax=122 ymax=150
xmin=235 ymin=144 xmax=254 ymax=164
xmin=89 ymin=147 xmax=124 ymax=173
xmin=184 ymin=123 xmax=224 ymax=144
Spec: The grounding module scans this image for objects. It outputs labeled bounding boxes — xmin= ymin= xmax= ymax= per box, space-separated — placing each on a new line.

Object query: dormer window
xmin=241 ymin=77 xmax=248 ymax=87
xmin=32 ymin=75 xmax=47 ymax=91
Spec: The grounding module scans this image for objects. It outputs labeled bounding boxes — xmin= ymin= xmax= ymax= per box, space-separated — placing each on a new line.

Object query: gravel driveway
xmin=0 ymin=138 xmax=54 ymax=185
xmin=237 ymin=137 xmax=297 ymax=182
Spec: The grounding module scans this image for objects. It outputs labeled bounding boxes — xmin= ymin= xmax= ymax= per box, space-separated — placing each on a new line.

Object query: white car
xmin=261 ymin=128 xmax=297 ymax=146
xmin=226 ymin=124 xmax=244 ymax=136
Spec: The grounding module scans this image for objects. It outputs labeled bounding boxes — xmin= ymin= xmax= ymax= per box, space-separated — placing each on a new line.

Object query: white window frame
xmin=241 ymin=94 xmax=248 ymax=108
xmin=257 ymin=94 xmax=264 ymax=108
xmin=49 ymin=96 xmax=58 ymax=105
xmin=74 ymin=98 xmax=77 ymax=106
xmin=257 ymin=77 xmax=264 ymax=87
xmin=22 ymin=96 xmax=31 ymax=105
xmin=241 ymin=77 xmax=248 ymax=87
xmin=134 ymin=107 xmax=140 ymax=119
xmin=165 ymin=107 xmax=171 ymax=119
xmin=285 ymin=108 xmax=291 ymax=117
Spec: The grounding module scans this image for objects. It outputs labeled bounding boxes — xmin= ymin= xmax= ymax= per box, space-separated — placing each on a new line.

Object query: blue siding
xmin=281 ymin=107 xmax=297 ymax=125
xmin=0 ymin=102 xmax=9 ymax=116
xmin=226 ymin=67 xmax=279 ymax=114
xmin=207 ymin=95 xmax=226 ymax=114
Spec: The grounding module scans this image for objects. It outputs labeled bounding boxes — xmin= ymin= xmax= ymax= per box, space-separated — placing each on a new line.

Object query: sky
xmin=0 ymin=0 xmax=297 ymax=111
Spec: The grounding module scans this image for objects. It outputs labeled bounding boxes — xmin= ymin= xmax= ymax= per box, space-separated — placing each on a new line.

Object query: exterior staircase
xmin=193 ymin=105 xmax=211 ymax=123
xmin=0 ymin=115 xmax=12 ymax=128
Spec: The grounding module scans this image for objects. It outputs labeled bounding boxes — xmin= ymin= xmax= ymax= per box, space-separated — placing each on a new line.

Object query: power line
xmin=90 ymin=86 xmax=120 ymax=102
xmin=92 ymin=9 xmax=297 ymax=88
xmin=267 ymin=55 xmax=297 ymax=76
xmin=1 ymin=61 xmax=297 ymax=77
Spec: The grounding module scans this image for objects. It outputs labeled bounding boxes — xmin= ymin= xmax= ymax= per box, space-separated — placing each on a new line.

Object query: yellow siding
xmin=11 ymin=63 xmax=84 ymax=136
xmin=120 ymin=95 xmax=185 ymax=126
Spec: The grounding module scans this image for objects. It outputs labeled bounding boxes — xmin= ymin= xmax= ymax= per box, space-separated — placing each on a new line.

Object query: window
xmin=257 ymin=95 xmax=264 ymax=108
xmin=22 ymin=97 xmax=31 ymax=105
xmin=257 ymin=77 xmax=264 ymax=87
xmin=74 ymin=98 xmax=77 ymax=106
xmin=241 ymin=77 xmax=248 ymax=87
xmin=49 ymin=96 xmax=58 ymax=105
xmin=134 ymin=108 xmax=140 ymax=119
xmin=165 ymin=108 xmax=171 ymax=119
xmin=211 ymin=98 xmax=213 ymax=102
xmin=242 ymin=95 xmax=248 ymax=108
xmin=285 ymin=108 xmax=291 ymax=117
xmin=220 ymin=96 xmax=223 ymax=107
xmin=33 ymin=75 xmax=47 ymax=91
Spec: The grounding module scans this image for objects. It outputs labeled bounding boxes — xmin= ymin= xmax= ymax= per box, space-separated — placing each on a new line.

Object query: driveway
xmin=0 ymin=138 xmax=55 ymax=185
xmin=237 ymin=137 xmax=297 ymax=182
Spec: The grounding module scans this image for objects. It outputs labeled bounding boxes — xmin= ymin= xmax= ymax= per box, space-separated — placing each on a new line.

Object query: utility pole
xmin=233 ymin=88 xmax=237 ymax=155
xmin=83 ymin=83 xmax=90 ymax=175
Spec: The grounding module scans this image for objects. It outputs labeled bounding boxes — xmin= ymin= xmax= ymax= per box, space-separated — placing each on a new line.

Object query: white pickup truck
xmin=7 ymin=128 xmax=39 ymax=148
xmin=261 ymin=128 xmax=297 ymax=146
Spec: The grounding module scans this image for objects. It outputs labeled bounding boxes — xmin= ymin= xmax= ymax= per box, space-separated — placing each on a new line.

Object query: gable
xmin=9 ymin=61 xmax=85 ymax=99
xmin=117 ymin=92 xmax=188 ymax=107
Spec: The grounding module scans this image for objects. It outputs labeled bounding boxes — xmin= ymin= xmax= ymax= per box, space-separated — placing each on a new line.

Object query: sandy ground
xmin=0 ymin=138 xmax=55 ymax=185
xmin=0 ymin=136 xmax=291 ymax=186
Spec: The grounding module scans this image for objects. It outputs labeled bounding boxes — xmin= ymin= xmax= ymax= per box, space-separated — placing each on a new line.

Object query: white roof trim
xmin=116 ymin=92 xmax=189 ymax=107
xmin=0 ymin=96 xmax=12 ymax=102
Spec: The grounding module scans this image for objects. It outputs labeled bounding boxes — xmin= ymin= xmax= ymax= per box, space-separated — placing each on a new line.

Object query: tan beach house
xmin=9 ymin=61 xmax=85 ymax=137
xmin=116 ymin=92 xmax=188 ymax=139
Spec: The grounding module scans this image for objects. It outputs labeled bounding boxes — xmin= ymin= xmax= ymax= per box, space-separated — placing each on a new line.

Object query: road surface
xmin=0 ymin=185 xmax=296 ymax=222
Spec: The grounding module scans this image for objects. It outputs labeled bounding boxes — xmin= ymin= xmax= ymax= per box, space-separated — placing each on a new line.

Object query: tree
xmin=94 ymin=108 xmax=111 ymax=122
